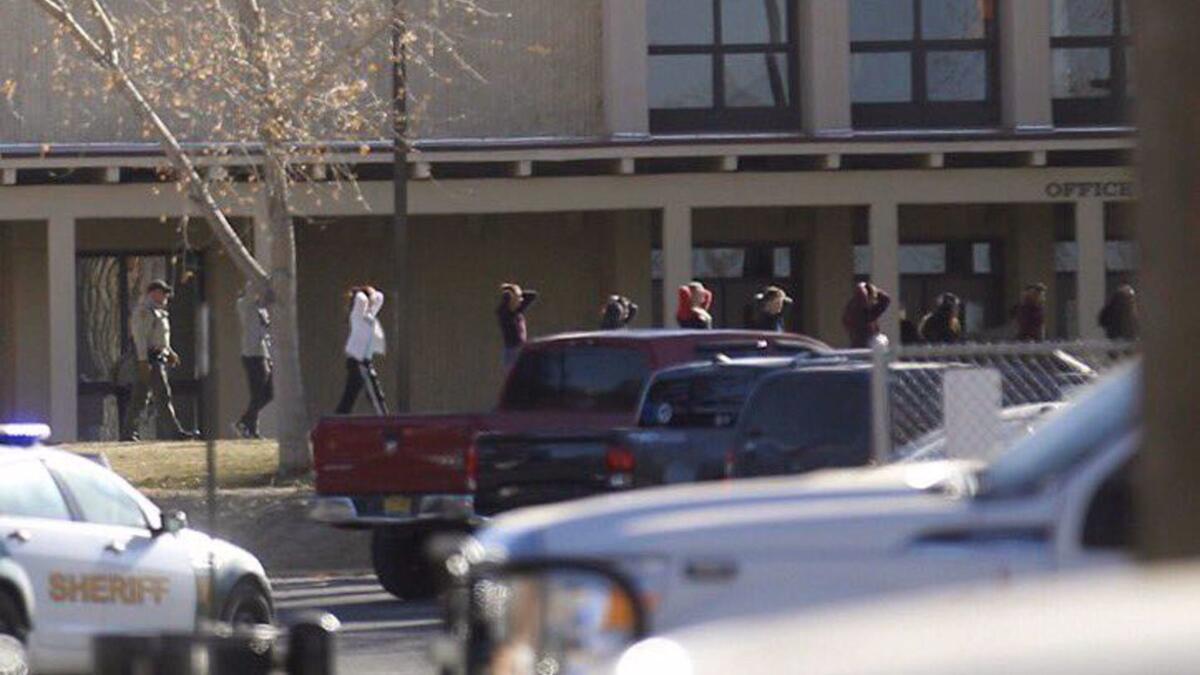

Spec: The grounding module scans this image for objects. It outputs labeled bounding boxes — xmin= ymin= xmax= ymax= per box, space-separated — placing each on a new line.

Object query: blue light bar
xmin=0 ymin=423 xmax=52 ymax=446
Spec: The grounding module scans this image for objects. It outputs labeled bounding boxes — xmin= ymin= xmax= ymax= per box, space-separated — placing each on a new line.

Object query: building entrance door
xmin=75 ymin=252 xmax=204 ymax=441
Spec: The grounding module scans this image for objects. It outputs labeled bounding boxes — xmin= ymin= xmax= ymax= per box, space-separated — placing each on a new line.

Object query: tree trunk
xmin=1134 ymin=2 xmax=1200 ymax=560
xmin=264 ymin=183 xmax=310 ymax=475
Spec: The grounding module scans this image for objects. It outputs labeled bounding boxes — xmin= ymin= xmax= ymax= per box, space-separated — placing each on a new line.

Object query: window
xmin=850 ymin=0 xmax=1000 ymax=128
xmin=641 ymin=368 xmax=767 ymax=428
xmin=648 ymin=0 xmax=800 ymax=132
xmin=740 ymin=373 xmax=872 ymax=470
xmin=502 ymin=347 xmax=650 ymax=413
xmin=49 ymin=457 xmax=149 ymax=529
xmin=0 ymin=460 xmax=72 ymax=520
xmin=1051 ymin=0 xmax=1133 ymax=125
xmin=853 ymin=244 xmax=948 ymax=275
xmin=1081 ymin=457 xmax=1135 ymax=550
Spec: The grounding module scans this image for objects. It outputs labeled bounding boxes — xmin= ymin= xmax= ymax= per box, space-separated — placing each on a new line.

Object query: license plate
xmin=383 ymin=496 xmax=412 ymax=515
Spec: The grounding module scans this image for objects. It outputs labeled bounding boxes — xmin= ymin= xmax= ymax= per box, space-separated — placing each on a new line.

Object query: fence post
xmin=285 ymin=612 xmax=341 ymax=675
xmin=870 ymin=335 xmax=892 ymax=464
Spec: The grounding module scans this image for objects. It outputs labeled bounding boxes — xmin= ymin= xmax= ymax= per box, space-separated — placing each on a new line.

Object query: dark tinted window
xmin=1082 ymin=457 xmax=1135 ymax=550
xmin=0 ymin=460 xmax=72 ymax=520
xmin=850 ymin=0 xmax=999 ymax=128
xmin=648 ymin=0 xmax=800 ymax=132
xmin=743 ymin=373 xmax=870 ymax=449
xmin=641 ymin=368 xmax=766 ymax=428
xmin=503 ymin=347 xmax=650 ymax=413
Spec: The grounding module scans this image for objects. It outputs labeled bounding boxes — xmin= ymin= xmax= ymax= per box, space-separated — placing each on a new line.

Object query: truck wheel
xmin=372 ymin=529 xmax=437 ymax=601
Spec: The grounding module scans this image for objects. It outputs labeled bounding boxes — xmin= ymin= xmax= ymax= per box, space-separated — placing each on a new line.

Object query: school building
xmin=0 ymin=0 xmax=1137 ymax=441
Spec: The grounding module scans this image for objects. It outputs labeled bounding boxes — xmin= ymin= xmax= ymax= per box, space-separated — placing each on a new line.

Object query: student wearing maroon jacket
xmin=498 ymin=283 xmax=539 ymax=367
xmin=842 ymin=282 xmax=891 ymax=348
xmin=1012 ymin=283 xmax=1048 ymax=341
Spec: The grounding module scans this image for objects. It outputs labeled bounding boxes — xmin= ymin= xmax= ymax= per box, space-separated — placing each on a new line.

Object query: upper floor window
xmin=1051 ymin=0 xmax=1133 ymax=126
xmin=647 ymin=0 xmax=800 ymax=133
xmin=850 ymin=0 xmax=1000 ymax=129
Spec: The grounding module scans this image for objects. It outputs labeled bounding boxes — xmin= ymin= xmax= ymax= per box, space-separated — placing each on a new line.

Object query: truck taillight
xmin=465 ymin=442 xmax=478 ymax=492
xmin=606 ymin=445 xmax=636 ymax=475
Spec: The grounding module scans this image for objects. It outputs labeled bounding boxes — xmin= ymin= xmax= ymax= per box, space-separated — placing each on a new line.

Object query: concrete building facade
xmin=0 ymin=0 xmax=1136 ymax=441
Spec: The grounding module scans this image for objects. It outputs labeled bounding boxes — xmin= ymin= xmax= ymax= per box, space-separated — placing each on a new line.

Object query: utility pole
xmin=1134 ymin=2 xmax=1200 ymax=560
xmin=391 ymin=0 xmax=410 ymax=412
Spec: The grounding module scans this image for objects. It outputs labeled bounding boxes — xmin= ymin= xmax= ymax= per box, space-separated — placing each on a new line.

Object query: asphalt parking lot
xmin=274 ymin=576 xmax=442 ymax=675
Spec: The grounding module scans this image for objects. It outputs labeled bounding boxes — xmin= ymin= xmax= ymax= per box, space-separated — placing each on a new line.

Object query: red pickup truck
xmin=310 ymin=329 xmax=829 ymax=598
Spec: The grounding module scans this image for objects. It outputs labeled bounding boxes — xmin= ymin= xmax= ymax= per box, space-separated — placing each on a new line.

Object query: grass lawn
xmin=66 ymin=440 xmax=304 ymax=490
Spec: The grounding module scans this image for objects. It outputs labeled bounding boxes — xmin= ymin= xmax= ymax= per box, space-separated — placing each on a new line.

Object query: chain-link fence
xmin=870 ymin=340 xmax=1139 ymax=464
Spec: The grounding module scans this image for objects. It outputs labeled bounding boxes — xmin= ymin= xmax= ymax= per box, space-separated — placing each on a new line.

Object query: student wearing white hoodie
xmin=335 ymin=285 xmax=388 ymax=415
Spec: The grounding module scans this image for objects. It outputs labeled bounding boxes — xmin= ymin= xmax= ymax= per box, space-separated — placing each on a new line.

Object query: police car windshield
xmin=49 ymin=455 xmax=158 ymax=529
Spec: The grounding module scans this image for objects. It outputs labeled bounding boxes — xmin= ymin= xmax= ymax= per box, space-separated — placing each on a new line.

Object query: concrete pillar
xmin=1006 ymin=205 xmax=1058 ymax=338
xmin=661 ymin=205 xmax=693 ymax=328
xmin=1001 ymin=0 xmax=1053 ymax=131
xmin=868 ymin=202 xmax=900 ymax=344
xmin=47 ymin=213 xmax=77 ymax=442
xmin=1076 ymin=200 xmax=1107 ymax=339
xmin=806 ymin=208 xmax=854 ymax=346
xmin=602 ymin=0 xmax=650 ymax=137
xmin=798 ymin=0 xmax=852 ymax=135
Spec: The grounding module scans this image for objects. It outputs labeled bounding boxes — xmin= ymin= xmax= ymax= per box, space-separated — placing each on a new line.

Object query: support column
xmin=868 ymin=202 xmax=900 ymax=344
xmin=1076 ymin=200 xmax=1107 ymax=339
xmin=798 ymin=0 xmax=852 ymax=135
xmin=602 ymin=0 xmax=650 ymax=137
xmin=1001 ymin=0 xmax=1053 ymax=131
xmin=47 ymin=213 xmax=77 ymax=442
xmin=661 ymin=204 xmax=693 ymax=328
xmin=806 ymin=208 xmax=855 ymax=346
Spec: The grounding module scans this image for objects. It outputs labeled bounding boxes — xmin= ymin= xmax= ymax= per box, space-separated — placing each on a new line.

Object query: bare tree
xmin=21 ymin=0 xmax=491 ymax=474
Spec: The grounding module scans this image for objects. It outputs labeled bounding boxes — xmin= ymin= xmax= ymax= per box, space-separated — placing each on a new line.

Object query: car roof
xmin=526 ymin=329 xmax=831 ymax=351
xmin=0 ymin=444 xmax=74 ymax=464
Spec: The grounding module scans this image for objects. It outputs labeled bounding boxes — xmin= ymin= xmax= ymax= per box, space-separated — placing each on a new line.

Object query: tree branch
xmin=28 ymin=0 xmax=268 ymax=286
xmin=88 ymin=0 xmax=121 ymax=65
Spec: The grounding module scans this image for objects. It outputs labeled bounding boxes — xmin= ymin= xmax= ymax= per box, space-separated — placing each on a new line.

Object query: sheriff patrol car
xmin=0 ymin=424 xmax=273 ymax=674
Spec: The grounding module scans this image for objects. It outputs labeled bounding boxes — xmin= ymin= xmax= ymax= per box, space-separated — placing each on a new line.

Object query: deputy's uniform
xmin=123 ymin=281 xmax=193 ymax=441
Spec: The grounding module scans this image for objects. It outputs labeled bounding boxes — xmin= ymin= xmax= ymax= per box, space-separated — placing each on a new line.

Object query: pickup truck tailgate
xmin=312 ymin=414 xmax=484 ymax=495
xmin=474 ymin=432 xmax=622 ymax=515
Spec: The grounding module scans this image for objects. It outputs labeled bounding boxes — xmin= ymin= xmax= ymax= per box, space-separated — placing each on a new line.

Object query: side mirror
xmin=456 ymin=560 xmax=647 ymax=675
xmin=157 ymin=510 xmax=188 ymax=536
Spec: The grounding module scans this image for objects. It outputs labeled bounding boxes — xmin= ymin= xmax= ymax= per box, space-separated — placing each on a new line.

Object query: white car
xmin=0 ymin=425 xmax=273 ymax=674
xmin=456 ymin=365 xmax=1138 ymax=671
xmin=616 ymin=564 xmax=1194 ymax=675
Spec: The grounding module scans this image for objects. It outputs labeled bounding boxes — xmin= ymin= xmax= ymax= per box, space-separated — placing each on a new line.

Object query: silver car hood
xmin=477 ymin=460 xmax=979 ymax=560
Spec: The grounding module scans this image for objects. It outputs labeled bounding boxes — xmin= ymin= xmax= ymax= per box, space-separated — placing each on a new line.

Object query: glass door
xmin=75 ymin=252 xmax=204 ymax=441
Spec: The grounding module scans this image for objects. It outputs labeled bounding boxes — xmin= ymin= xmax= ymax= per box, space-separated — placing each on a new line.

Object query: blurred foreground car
xmin=444 ymin=364 xmax=1139 ymax=673
xmin=616 ymin=564 xmax=1195 ymax=675
xmin=0 ymin=424 xmax=272 ymax=674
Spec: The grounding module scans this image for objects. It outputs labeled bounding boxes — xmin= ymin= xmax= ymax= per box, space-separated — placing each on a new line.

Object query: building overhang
xmin=0 ymin=128 xmax=1135 ymax=187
